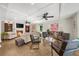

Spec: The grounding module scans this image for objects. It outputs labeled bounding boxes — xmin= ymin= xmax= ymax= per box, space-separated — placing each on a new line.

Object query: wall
xmin=0 ymin=7 xmax=6 ymax=20
xmin=0 ymin=4 xmax=8 ymax=43
xmin=34 ymin=15 xmax=77 ymax=40
xmin=0 ymin=20 xmax=1 ymax=48
xmin=76 ymin=12 xmax=79 ymax=38
xmin=58 ymin=15 xmax=77 ymax=39
xmin=34 ymin=20 xmax=58 ymax=32
xmin=0 ymin=20 xmax=1 ymax=43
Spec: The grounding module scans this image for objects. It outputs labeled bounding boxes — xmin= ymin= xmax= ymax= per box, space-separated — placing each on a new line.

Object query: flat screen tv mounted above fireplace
xmin=16 ymin=23 xmax=24 ymax=28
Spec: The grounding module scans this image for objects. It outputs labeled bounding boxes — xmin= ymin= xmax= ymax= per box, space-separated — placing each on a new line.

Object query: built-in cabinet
xmin=4 ymin=23 xmax=13 ymax=32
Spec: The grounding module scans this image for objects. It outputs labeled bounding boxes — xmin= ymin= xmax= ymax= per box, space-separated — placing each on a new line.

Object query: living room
xmin=0 ymin=3 xmax=79 ymax=56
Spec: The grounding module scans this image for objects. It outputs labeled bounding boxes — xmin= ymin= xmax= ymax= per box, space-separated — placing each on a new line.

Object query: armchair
xmin=30 ymin=34 xmax=41 ymax=49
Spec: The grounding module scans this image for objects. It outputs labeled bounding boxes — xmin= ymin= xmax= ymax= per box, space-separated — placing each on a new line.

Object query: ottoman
xmin=15 ymin=39 xmax=25 ymax=47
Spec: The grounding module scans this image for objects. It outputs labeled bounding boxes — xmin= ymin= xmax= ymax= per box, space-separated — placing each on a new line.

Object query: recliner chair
xmin=30 ymin=34 xmax=40 ymax=49
xmin=42 ymin=32 xmax=48 ymax=38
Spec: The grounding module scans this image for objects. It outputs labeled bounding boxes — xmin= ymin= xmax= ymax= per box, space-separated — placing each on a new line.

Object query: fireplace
xmin=16 ymin=30 xmax=23 ymax=37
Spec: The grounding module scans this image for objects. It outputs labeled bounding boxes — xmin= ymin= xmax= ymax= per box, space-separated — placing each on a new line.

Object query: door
xmin=25 ymin=25 xmax=30 ymax=32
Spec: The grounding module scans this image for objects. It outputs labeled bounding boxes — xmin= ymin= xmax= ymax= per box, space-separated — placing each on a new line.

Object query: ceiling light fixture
xmin=31 ymin=3 xmax=35 ymax=5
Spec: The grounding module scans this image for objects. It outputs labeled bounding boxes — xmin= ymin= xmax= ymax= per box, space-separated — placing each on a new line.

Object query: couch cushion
xmin=65 ymin=39 xmax=79 ymax=51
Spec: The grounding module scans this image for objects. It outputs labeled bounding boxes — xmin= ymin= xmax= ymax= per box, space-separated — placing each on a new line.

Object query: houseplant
xmin=1 ymin=32 xmax=9 ymax=40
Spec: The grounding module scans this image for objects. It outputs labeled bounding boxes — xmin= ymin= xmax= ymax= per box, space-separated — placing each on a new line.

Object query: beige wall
xmin=76 ymin=12 xmax=79 ymax=38
xmin=58 ymin=14 xmax=77 ymax=39
xmin=0 ymin=20 xmax=1 ymax=43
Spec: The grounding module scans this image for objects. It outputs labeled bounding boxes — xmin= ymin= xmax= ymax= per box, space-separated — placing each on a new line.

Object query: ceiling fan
xmin=42 ymin=12 xmax=54 ymax=20
xmin=25 ymin=20 xmax=30 ymax=24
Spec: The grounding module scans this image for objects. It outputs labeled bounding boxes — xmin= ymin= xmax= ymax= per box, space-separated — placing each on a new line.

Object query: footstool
xmin=15 ymin=39 xmax=25 ymax=47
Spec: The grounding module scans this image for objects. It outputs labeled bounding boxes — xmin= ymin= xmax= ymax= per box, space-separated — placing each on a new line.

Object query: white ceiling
xmin=0 ymin=3 xmax=79 ymax=23
xmin=7 ymin=3 xmax=50 ymax=16
xmin=61 ymin=3 xmax=79 ymax=18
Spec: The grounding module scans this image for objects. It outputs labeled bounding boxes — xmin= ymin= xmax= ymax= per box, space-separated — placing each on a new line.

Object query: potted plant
xmin=1 ymin=32 xmax=9 ymax=40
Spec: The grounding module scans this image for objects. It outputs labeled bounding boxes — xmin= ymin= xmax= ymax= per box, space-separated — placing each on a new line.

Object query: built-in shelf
xmin=4 ymin=23 xmax=13 ymax=32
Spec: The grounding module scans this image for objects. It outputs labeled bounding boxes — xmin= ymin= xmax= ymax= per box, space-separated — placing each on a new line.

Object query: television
xmin=16 ymin=23 xmax=24 ymax=28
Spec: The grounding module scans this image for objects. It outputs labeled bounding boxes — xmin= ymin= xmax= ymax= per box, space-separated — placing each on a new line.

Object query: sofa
xmin=63 ymin=39 xmax=79 ymax=56
xmin=15 ymin=33 xmax=31 ymax=44
xmin=51 ymin=32 xmax=70 ymax=56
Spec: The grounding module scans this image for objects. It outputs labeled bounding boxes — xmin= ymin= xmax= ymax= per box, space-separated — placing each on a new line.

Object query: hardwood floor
xmin=0 ymin=39 xmax=52 ymax=56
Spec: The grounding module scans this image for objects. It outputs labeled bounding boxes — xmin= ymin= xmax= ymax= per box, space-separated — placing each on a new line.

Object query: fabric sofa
xmin=64 ymin=39 xmax=79 ymax=56
xmin=15 ymin=33 xmax=31 ymax=44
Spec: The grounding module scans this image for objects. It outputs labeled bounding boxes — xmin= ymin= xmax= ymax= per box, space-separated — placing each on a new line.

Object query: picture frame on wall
xmin=51 ymin=23 xmax=58 ymax=32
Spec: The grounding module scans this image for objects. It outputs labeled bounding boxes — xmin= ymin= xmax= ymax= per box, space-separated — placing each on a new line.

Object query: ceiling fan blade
xmin=45 ymin=18 xmax=48 ymax=20
xmin=44 ymin=12 xmax=48 ymax=16
xmin=46 ymin=16 xmax=54 ymax=18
